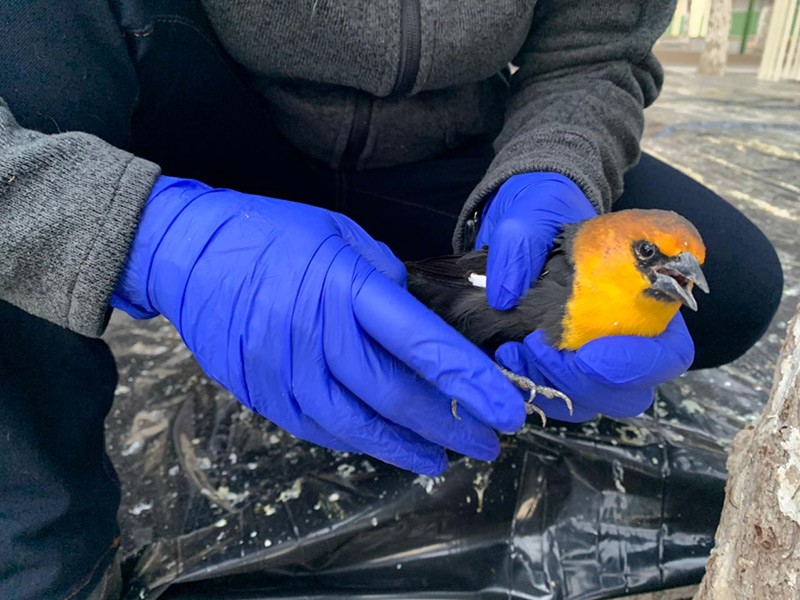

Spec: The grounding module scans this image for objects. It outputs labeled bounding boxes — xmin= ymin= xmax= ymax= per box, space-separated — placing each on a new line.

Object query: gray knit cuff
xmin=69 ymin=157 xmax=161 ymax=336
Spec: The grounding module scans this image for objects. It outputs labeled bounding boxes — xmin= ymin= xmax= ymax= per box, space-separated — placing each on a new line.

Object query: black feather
xmin=406 ymin=228 xmax=577 ymax=352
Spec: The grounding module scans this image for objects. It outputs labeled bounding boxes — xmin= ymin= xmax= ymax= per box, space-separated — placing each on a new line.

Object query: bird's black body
xmin=406 ymin=232 xmax=577 ymax=352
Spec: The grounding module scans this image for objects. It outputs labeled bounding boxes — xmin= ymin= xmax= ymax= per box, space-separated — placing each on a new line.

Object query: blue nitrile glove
xmin=475 ymin=173 xmax=597 ymax=310
xmin=495 ymin=314 xmax=695 ymax=422
xmin=112 ymin=176 xmax=527 ymax=475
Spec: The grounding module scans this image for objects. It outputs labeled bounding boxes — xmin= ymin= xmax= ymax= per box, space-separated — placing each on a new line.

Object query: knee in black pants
xmin=618 ymin=154 xmax=784 ymax=370
xmin=686 ymin=217 xmax=783 ymax=370
xmin=0 ymin=300 xmax=121 ymax=599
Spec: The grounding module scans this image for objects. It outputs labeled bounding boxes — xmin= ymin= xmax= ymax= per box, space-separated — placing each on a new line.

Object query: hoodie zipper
xmin=392 ymin=0 xmax=422 ymax=95
xmin=341 ymin=91 xmax=373 ymax=169
xmin=342 ymin=0 xmax=421 ymax=169
xmin=464 ymin=210 xmax=481 ymax=251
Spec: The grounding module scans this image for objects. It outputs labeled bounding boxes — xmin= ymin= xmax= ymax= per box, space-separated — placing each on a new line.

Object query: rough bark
xmin=698 ymin=0 xmax=733 ymax=75
xmin=695 ymin=299 xmax=800 ymax=600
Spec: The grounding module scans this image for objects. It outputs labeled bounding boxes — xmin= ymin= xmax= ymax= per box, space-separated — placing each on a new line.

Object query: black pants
xmin=0 ymin=2 xmax=783 ymax=598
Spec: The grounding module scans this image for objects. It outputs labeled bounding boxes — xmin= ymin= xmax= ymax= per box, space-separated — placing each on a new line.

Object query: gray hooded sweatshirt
xmin=0 ymin=0 xmax=675 ymax=337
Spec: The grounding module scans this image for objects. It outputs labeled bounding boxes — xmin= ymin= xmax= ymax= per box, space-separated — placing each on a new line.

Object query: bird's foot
xmin=449 ymin=369 xmax=573 ymax=428
xmin=498 ymin=367 xmax=573 ymax=428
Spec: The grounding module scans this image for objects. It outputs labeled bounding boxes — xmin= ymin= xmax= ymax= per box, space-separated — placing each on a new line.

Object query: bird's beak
xmin=649 ymin=252 xmax=709 ymax=311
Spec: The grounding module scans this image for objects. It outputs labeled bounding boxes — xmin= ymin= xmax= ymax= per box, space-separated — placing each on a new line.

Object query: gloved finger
xmin=293 ymin=372 xmax=448 ymax=476
xmin=352 ymin=268 xmax=526 ymax=433
xmin=331 ymin=213 xmax=407 ymax=286
xmin=286 ymin=242 xmax=448 ymax=475
xmin=322 ymin=281 xmax=500 ymax=461
xmin=600 ymin=388 xmax=656 ymax=420
xmin=575 ymin=314 xmax=694 ymax=388
xmin=474 ymin=177 xmax=548 ymax=248
xmin=523 ymin=176 xmax=598 ymax=218
xmin=331 ymin=352 xmax=501 ymax=461
xmin=486 ymin=217 xmax=550 ymax=310
xmin=522 ymin=332 xmax=656 ymax=418
xmin=235 ymin=317 xmax=362 ymax=456
xmin=495 ymin=340 xmax=552 ymax=388
xmin=236 ymin=353 xmax=363 ymax=455
xmin=533 ymin=395 xmax=598 ymax=423
xmin=518 ymin=331 xmax=575 ymax=387
xmin=494 ymin=340 xmax=527 ymax=374
xmin=246 ymin=400 xmax=360 ymax=454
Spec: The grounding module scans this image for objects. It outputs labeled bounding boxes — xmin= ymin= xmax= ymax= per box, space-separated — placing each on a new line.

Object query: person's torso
xmin=199 ymin=0 xmax=538 ymax=169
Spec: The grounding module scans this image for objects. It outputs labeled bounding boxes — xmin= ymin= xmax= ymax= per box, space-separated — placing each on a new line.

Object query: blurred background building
xmin=656 ymin=0 xmax=800 ymax=80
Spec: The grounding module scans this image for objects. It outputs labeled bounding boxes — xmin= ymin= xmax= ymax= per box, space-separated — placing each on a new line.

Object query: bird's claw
xmin=524 ymin=401 xmax=548 ymax=428
xmin=498 ymin=367 xmax=573 ymax=427
xmin=451 ymin=399 xmax=462 ymax=420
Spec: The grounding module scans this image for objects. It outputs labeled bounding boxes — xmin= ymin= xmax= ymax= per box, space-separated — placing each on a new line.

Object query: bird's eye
xmin=636 ymin=242 xmax=656 ymax=260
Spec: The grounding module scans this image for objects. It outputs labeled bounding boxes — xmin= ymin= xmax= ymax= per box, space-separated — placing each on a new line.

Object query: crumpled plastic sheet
xmin=106 ymin=316 xmax=767 ymax=600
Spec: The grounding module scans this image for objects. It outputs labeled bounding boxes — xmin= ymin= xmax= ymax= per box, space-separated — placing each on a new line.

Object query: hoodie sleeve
xmin=0 ymin=98 xmax=160 ymax=336
xmin=0 ymin=1 xmax=163 ymax=336
xmin=453 ymin=0 xmax=676 ymax=251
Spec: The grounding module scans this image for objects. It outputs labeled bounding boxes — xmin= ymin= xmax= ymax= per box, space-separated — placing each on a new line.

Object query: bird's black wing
xmin=406 ymin=251 xmax=490 ymax=338
xmin=406 ymin=242 xmax=573 ymax=351
xmin=406 ymin=250 xmax=488 ymax=285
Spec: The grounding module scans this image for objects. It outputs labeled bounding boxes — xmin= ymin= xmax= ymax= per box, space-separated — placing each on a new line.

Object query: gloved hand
xmin=475 ymin=172 xmax=597 ymax=310
xmin=112 ymin=177 xmax=526 ymax=475
xmin=495 ymin=314 xmax=695 ymax=422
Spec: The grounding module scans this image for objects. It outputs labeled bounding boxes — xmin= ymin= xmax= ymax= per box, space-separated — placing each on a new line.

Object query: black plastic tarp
xmin=105 ymin=316 xmax=766 ymax=600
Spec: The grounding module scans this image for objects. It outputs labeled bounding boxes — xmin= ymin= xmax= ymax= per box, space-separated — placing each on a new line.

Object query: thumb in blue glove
xmin=495 ymin=313 xmax=695 ymax=422
xmin=112 ymin=177 xmax=527 ymax=475
xmin=475 ymin=172 xmax=597 ymax=310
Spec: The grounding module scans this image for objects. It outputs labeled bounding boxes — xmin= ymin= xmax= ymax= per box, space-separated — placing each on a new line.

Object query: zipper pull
xmin=464 ymin=210 xmax=480 ymax=251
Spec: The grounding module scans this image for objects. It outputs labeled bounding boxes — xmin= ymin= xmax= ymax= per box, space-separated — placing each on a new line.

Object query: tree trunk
xmin=694 ymin=299 xmax=800 ymax=600
xmin=698 ymin=0 xmax=733 ymax=75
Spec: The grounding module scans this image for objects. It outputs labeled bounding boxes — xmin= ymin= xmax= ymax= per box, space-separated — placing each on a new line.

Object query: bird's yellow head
xmin=559 ymin=209 xmax=708 ymax=350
